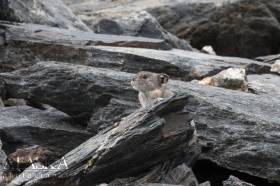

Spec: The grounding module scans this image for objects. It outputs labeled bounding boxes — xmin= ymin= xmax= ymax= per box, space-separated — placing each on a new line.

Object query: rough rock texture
xmin=7 ymin=162 xmax=47 ymax=186
xmin=255 ymin=54 xmax=280 ymax=64
xmin=0 ymin=61 xmax=270 ymax=122
xmin=86 ymin=10 xmax=194 ymax=50
xmin=1 ymin=62 xmax=280 ymax=183
xmin=184 ymin=0 xmax=280 ymax=58
xmin=0 ymin=140 xmax=8 ymax=185
xmin=1 ymin=21 xmax=271 ymax=76
xmin=0 ymin=0 xmax=91 ymax=31
xmin=21 ymin=95 xmax=195 ymax=186
xmin=197 ymin=68 xmax=248 ymax=91
xmin=109 ymin=163 xmax=200 ymax=186
xmin=248 ymin=74 xmax=280 ymax=98
xmin=223 ymin=176 xmax=254 ymax=186
xmin=0 ymin=106 xmax=91 ymax=161
xmin=88 ymin=99 xmax=137 ymax=133
xmin=271 ymin=60 xmax=280 ymax=74
xmin=4 ymin=99 xmax=28 ymax=107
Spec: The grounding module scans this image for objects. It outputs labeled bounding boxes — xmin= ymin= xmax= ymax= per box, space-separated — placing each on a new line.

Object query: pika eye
xmin=142 ymin=75 xmax=147 ymax=79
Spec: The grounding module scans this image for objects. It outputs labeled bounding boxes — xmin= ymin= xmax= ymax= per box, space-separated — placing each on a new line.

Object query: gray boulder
xmin=22 ymin=95 xmax=196 ymax=185
xmin=0 ymin=0 xmax=91 ymax=31
xmin=0 ymin=106 xmax=91 ymax=162
xmin=223 ymin=176 xmax=254 ymax=186
xmin=1 ymin=62 xmax=280 ymax=183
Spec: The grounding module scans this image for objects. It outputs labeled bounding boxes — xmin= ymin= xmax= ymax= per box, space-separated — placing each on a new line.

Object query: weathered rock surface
xmin=21 ymin=95 xmax=195 ymax=186
xmin=196 ymin=68 xmax=248 ymax=91
xmin=184 ymin=0 xmax=280 ymax=58
xmin=4 ymin=98 xmax=28 ymax=107
xmin=0 ymin=61 xmax=270 ymax=122
xmin=248 ymin=74 xmax=280 ymax=98
xmin=83 ymin=10 xmax=194 ymax=50
xmin=271 ymin=60 xmax=280 ymax=74
xmin=7 ymin=162 xmax=47 ymax=186
xmin=223 ymin=175 xmax=254 ymax=186
xmin=88 ymin=99 xmax=137 ymax=133
xmin=0 ymin=140 xmax=8 ymax=185
xmin=1 ymin=21 xmax=271 ymax=76
xmin=255 ymin=54 xmax=280 ymax=64
xmin=0 ymin=106 xmax=91 ymax=161
xmin=109 ymin=163 xmax=200 ymax=186
xmin=0 ymin=0 xmax=91 ymax=32
xmin=1 ymin=62 xmax=280 ymax=184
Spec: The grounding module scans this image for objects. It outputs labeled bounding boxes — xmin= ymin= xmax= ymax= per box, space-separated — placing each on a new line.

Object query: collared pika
xmin=131 ymin=71 xmax=175 ymax=107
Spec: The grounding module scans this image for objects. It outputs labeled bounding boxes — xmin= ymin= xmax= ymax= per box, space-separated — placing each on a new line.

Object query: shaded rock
xmin=22 ymin=95 xmax=196 ymax=186
xmin=88 ymin=99 xmax=137 ymax=133
xmin=1 ymin=21 xmax=270 ymax=76
xmin=90 ymin=11 xmax=194 ymax=50
xmin=1 ymin=62 xmax=280 ymax=183
xmin=0 ymin=0 xmax=91 ymax=31
xmin=0 ymin=99 xmax=3 ymax=107
xmin=199 ymin=181 xmax=211 ymax=186
xmin=255 ymin=54 xmax=280 ymax=64
xmin=223 ymin=175 xmax=254 ymax=186
xmin=271 ymin=60 xmax=280 ymax=74
xmin=185 ymin=0 xmax=280 ymax=58
xmin=7 ymin=162 xmax=47 ymax=186
xmin=0 ymin=62 xmax=138 ymax=121
xmin=0 ymin=61 xmax=269 ymax=122
xmin=196 ymin=68 xmax=248 ymax=91
xmin=0 ymin=79 xmax=5 ymax=98
xmin=0 ymin=106 xmax=91 ymax=162
xmin=8 ymin=145 xmax=53 ymax=170
xmin=161 ymin=164 xmax=198 ymax=186
xmin=4 ymin=99 xmax=28 ymax=107
xmin=248 ymin=74 xmax=280 ymax=98
xmin=0 ymin=140 xmax=8 ymax=185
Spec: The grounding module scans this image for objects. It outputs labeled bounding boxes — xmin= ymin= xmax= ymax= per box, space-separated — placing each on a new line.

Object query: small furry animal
xmin=131 ymin=71 xmax=175 ymax=107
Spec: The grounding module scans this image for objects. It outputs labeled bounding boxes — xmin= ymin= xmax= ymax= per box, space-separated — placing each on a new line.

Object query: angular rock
xmin=248 ymin=74 xmax=280 ymax=98
xmin=7 ymin=162 xmax=47 ymax=186
xmin=86 ymin=10 xmax=194 ymax=50
xmin=223 ymin=176 xmax=254 ymax=186
xmin=4 ymin=99 xmax=28 ymax=107
xmin=0 ymin=0 xmax=91 ymax=31
xmin=88 ymin=99 xmax=138 ymax=133
xmin=0 ymin=106 xmax=91 ymax=161
xmin=1 ymin=21 xmax=271 ymax=76
xmin=184 ymin=0 xmax=280 ymax=58
xmin=0 ymin=140 xmax=8 ymax=185
xmin=271 ymin=60 xmax=280 ymax=74
xmin=197 ymin=68 xmax=248 ymax=91
xmin=1 ymin=62 xmax=280 ymax=183
xmin=199 ymin=181 xmax=211 ymax=186
xmin=0 ymin=61 xmax=269 ymax=122
xmin=255 ymin=54 xmax=280 ymax=64
xmin=22 ymin=95 xmax=195 ymax=186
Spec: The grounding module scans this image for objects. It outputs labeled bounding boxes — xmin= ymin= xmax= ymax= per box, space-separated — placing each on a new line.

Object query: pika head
xmin=131 ymin=71 xmax=169 ymax=92
xmin=131 ymin=71 xmax=174 ymax=107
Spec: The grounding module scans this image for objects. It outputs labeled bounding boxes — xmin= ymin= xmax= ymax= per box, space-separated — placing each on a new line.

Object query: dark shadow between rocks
xmin=193 ymin=160 xmax=280 ymax=186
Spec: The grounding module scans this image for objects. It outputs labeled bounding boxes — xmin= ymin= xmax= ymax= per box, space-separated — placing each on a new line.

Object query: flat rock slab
xmin=1 ymin=21 xmax=170 ymax=49
xmin=0 ymin=106 xmax=91 ymax=160
xmin=0 ymin=0 xmax=91 ymax=31
xmin=1 ymin=62 xmax=280 ymax=183
xmin=22 ymin=95 xmax=195 ymax=186
xmin=248 ymin=74 xmax=280 ymax=98
xmin=0 ymin=24 xmax=271 ymax=79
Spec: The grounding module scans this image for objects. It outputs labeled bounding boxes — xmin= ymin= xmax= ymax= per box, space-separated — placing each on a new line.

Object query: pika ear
xmin=159 ymin=73 xmax=169 ymax=84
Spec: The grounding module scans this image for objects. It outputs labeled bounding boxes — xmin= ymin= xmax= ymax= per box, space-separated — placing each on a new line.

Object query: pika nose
xmin=132 ymin=77 xmax=135 ymax=81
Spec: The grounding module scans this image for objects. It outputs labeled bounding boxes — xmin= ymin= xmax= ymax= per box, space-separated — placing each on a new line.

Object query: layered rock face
xmin=0 ymin=1 xmax=280 ymax=186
